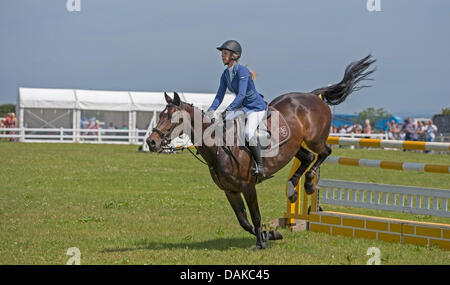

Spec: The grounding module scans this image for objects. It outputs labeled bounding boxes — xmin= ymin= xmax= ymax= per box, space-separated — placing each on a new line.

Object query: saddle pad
xmin=222 ymin=107 xmax=291 ymax=152
xmin=259 ymin=106 xmax=291 ymax=150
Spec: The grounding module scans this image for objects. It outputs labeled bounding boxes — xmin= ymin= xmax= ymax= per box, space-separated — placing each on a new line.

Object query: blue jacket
xmin=208 ymin=63 xmax=267 ymax=113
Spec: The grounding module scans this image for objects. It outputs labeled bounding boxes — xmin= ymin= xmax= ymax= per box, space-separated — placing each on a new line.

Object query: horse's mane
xmin=182 ymin=101 xmax=205 ymax=115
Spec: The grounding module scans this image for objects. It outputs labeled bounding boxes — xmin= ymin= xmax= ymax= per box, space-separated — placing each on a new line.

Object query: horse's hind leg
xmin=304 ymin=144 xmax=332 ymax=195
xmin=225 ymin=190 xmax=256 ymax=236
xmin=287 ymin=147 xmax=316 ymax=203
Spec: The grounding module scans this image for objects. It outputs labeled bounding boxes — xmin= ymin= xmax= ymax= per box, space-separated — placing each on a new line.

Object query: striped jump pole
xmin=324 ymin=156 xmax=450 ymax=174
xmin=326 ymin=137 xmax=450 ymax=152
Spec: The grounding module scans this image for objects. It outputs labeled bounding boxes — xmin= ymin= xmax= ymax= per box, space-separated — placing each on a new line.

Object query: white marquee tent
xmin=16 ymin=87 xmax=235 ymax=146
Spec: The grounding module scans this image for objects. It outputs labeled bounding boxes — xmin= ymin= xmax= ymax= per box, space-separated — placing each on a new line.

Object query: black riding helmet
xmin=217 ymin=40 xmax=242 ymax=58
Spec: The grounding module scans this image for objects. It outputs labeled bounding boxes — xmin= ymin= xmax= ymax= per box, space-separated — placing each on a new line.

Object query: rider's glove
xmin=205 ymin=110 xmax=215 ymax=121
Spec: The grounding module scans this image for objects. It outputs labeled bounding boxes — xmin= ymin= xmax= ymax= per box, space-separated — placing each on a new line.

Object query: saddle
xmin=223 ymin=106 xmax=291 ymax=153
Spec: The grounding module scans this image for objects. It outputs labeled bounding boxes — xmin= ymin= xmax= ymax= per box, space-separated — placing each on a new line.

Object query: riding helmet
xmin=217 ymin=40 xmax=242 ymax=57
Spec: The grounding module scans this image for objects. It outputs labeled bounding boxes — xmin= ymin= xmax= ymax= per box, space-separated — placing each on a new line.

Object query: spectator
xmin=332 ymin=125 xmax=337 ymax=134
xmin=363 ymin=119 xmax=372 ymax=134
xmin=391 ymin=122 xmax=401 ymax=140
xmin=82 ymin=117 xmax=97 ymax=140
xmin=354 ymin=122 xmax=363 ymax=134
xmin=386 ymin=121 xmax=393 ymax=139
xmin=425 ymin=120 xmax=438 ymax=154
xmin=4 ymin=113 xmax=11 ymax=140
xmin=338 ymin=125 xmax=347 ymax=134
xmin=10 ymin=113 xmax=17 ymax=142
xmin=345 ymin=124 xmax=354 ymax=133
xmin=425 ymin=120 xmax=438 ymax=142
xmin=388 ymin=120 xmax=396 ymax=138
xmin=87 ymin=117 xmax=96 ymax=135
xmin=416 ymin=121 xmax=427 ymax=141
xmin=403 ymin=117 xmax=416 ymax=141
xmin=80 ymin=116 xmax=89 ymax=129
xmin=5 ymin=113 xmax=11 ymax=128
xmin=0 ymin=119 xmax=4 ymax=142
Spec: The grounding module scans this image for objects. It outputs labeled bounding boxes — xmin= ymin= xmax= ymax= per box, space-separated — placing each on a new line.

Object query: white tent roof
xmin=18 ymin=88 xmax=236 ymax=112
xmin=75 ymin=89 xmax=132 ymax=111
xmin=129 ymin=91 xmax=167 ymax=111
xmin=18 ymin=88 xmax=76 ymax=109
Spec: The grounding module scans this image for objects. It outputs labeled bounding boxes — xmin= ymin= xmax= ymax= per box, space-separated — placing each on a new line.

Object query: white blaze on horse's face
xmin=147 ymin=104 xmax=193 ymax=152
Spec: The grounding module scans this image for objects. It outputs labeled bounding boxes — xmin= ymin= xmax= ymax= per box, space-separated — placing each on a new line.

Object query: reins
xmin=186 ymin=146 xmax=209 ymax=166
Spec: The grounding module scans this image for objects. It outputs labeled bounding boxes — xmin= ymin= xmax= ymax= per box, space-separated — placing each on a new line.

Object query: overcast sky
xmin=1 ymin=0 xmax=449 ymax=116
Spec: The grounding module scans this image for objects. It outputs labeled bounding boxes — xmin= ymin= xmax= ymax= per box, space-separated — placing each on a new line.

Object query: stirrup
xmin=252 ymin=165 xmax=268 ymax=183
xmin=251 ymin=166 xmax=264 ymax=176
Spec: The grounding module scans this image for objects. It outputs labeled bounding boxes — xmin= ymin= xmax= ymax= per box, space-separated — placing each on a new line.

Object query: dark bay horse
xmin=147 ymin=54 xmax=376 ymax=249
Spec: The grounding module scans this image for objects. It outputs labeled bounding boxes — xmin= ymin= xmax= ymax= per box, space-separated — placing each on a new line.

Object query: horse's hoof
xmin=288 ymin=191 xmax=298 ymax=203
xmin=268 ymin=230 xmax=283 ymax=240
xmin=262 ymin=230 xmax=268 ymax=242
xmin=255 ymin=242 xmax=266 ymax=250
xmin=305 ymin=183 xmax=319 ymax=195
xmin=287 ymin=181 xmax=298 ymax=203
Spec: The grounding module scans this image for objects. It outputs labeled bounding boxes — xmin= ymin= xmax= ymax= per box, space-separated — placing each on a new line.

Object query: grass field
xmin=1 ymin=142 xmax=449 ymax=265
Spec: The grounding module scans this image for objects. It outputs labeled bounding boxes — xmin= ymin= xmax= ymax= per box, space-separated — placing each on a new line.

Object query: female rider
xmin=206 ymin=40 xmax=267 ymax=181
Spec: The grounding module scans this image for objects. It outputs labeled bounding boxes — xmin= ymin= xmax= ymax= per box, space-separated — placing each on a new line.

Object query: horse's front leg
xmin=242 ymin=184 xmax=266 ymax=250
xmin=225 ymin=190 xmax=256 ymax=236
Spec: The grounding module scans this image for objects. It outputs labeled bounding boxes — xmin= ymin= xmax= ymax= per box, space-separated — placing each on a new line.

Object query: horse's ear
xmin=173 ymin=92 xmax=181 ymax=106
xmin=164 ymin=92 xmax=172 ymax=103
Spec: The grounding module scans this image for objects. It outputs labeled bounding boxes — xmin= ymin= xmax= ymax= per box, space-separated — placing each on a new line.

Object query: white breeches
xmin=224 ymin=109 xmax=266 ymax=142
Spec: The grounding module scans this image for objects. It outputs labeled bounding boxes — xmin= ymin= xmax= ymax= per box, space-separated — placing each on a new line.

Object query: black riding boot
xmin=248 ymin=144 xmax=265 ymax=182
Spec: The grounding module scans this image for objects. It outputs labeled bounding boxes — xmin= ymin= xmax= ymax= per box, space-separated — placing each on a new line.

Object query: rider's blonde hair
xmin=232 ymin=52 xmax=256 ymax=80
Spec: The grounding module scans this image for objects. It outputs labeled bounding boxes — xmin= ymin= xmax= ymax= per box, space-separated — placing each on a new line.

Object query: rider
xmin=206 ymin=40 xmax=267 ymax=181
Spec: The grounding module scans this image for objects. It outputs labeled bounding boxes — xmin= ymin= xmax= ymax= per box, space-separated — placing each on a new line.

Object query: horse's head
xmin=147 ymin=92 xmax=187 ymax=152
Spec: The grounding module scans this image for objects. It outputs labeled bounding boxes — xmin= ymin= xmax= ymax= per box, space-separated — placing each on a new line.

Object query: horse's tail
xmin=311 ymin=54 xmax=376 ymax=105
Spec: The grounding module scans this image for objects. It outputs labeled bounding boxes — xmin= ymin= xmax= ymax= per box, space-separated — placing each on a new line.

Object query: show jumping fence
xmin=324 ymin=156 xmax=450 ymax=174
xmin=326 ymin=136 xmax=450 ymax=151
xmin=280 ymin=137 xmax=450 ymax=250
xmin=318 ymin=179 xmax=449 ymax=218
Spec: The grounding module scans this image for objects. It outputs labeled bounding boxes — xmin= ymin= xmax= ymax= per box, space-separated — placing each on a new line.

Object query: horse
xmin=147 ymin=54 xmax=376 ymax=249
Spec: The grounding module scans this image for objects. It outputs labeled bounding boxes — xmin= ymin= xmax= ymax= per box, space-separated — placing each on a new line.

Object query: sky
xmin=0 ymin=0 xmax=449 ymax=117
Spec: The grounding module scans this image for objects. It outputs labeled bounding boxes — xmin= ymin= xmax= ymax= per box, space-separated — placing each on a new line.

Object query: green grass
xmin=0 ymin=142 xmax=449 ymax=265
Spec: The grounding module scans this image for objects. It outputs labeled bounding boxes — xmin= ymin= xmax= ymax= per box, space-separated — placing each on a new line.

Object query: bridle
xmin=151 ymin=126 xmax=173 ymax=147
xmin=151 ymin=103 xmax=181 ymax=148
